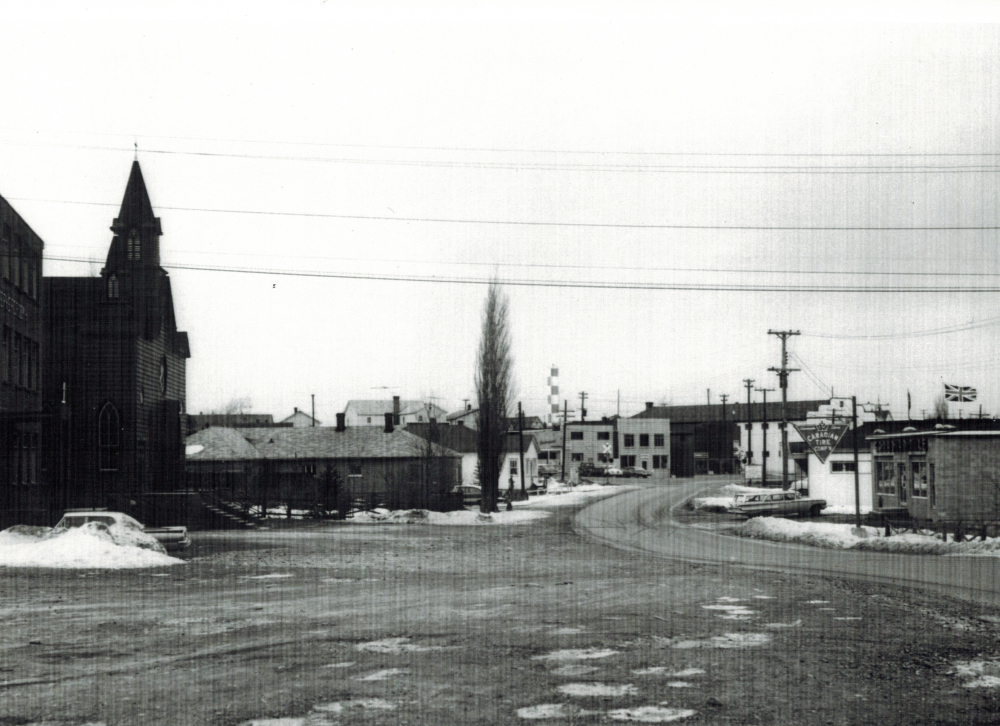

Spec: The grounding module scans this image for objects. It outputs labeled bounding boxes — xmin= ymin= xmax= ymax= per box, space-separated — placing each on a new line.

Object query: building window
xmin=510 ymin=459 xmax=518 ymax=475
xmin=348 ymin=463 xmax=362 ymax=477
xmin=98 ymin=402 xmax=121 ymax=471
xmin=654 ymin=434 xmax=665 ymax=447
xmin=159 ymin=357 xmax=168 ymax=394
xmin=621 ymin=455 xmax=636 ymax=467
xmin=367 ymin=417 xmax=371 ymax=423
xmin=912 ymin=459 xmax=928 ymax=498
xmin=653 ymin=455 xmax=668 ymax=469
xmin=623 ymin=434 xmax=634 ymax=447
xmin=108 ymin=274 xmax=119 ymax=299
xmin=127 ymin=229 xmax=141 ymax=260
xmin=571 ymin=453 xmax=583 ymax=462
xmin=639 ymin=434 xmax=649 ymax=447
xmin=897 ymin=462 xmax=908 ymax=503
xmin=831 ymin=461 xmax=857 ymax=473
xmin=875 ymin=458 xmax=894 ymax=494
xmin=570 ymin=431 xmax=583 ymax=441
xmin=597 ymin=431 xmax=610 ymax=440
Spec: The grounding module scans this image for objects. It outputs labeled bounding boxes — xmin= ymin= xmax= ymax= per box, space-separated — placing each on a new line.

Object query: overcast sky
xmin=2 ymin=3 xmax=1000 ymax=423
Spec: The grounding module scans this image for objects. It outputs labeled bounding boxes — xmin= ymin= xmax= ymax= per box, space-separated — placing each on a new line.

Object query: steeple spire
xmin=111 ymin=160 xmax=161 ymax=238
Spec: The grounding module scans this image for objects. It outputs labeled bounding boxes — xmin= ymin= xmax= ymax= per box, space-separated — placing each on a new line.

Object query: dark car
xmin=623 ymin=466 xmax=651 ymax=478
xmin=578 ymin=463 xmax=608 ymax=477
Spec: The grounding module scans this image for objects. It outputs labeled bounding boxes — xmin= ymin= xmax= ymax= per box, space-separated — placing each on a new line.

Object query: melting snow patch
xmin=242 ymin=719 xmax=305 ymax=726
xmin=953 ymin=661 xmax=1000 ymax=688
xmin=551 ymin=664 xmax=600 ymax=676
xmin=752 ymin=595 xmax=775 ymax=599
xmin=550 ymin=626 xmax=585 ymax=635
xmin=670 ymin=632 xmax=771 ymax=649
xmin=0 ymin=521 xmax=182 ymax=569
xmin=557 ymin=682 xmax=639 ymax=697
xmin=834 ymin=617 xmax=862 ymax=621
xmin=765 ymin=619 xmax=803 ymax=629
xmin=715 ymin=596 xmax=743 ymax=602
xmin=517 ymin=704 xmax=591 ymax=719
xmin=354 ymin=668 xmax=407 ymax=681
xmin=245 ymin=573 xmax=293 ymax=580
xmin=805 ymin=600 xmax=829 ymax=604
xmin=321 ymin=661 xmax=354 ymax=668
xmin=633 ymin=667 xmax=705 ymax=677
xmin=355 ymin=637 xmax=443 ymax=653
xmin=666 ymin=682 xmax=694 ymax=688
xmin=701 ymin=604 xmax=754 ymax=620
xmin=533 ymin=648 xmax=618 ymax=661
xmin=608 ymin=705 xmax=697 ymax=722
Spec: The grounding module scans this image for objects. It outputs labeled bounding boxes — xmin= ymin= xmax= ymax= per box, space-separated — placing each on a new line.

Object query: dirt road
xmin=3 ymin=483 xmax=1000 ymax=725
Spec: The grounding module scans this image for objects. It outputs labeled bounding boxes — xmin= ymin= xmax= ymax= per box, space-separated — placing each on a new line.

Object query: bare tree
xmin=475 ymin=280 xmax=513 ymax=513
xmin=933 ymin=393 xmax=949 ymax=420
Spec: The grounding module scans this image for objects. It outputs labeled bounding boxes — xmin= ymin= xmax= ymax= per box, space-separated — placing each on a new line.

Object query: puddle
xmin=953 ymin=660 xmax=1000 ymax=688
xmin=354 ymin=668 xmax=408 ymax=681
xmin=557 ymin=682 xmax=639 ymax=697
xmin=551 ymin=664 xmax=600 ymax=676
xmin=608 ymin=705 xmax=697 ymax=722
xmin=533 ymin=648 xmax=619 ymax=661
xmin=355 ymin=637 xmax=443 ymax=653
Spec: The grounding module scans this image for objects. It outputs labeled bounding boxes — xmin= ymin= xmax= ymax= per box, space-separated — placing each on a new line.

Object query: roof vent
xmin=902 ymin=427 xmax=917 ymax=432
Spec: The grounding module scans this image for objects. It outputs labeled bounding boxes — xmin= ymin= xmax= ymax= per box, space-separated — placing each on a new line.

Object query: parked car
xmin=604 ymin=467 xmax=624 ymax=477
xmin=451 ymin=484 xmax=482 ymax=506
xmin=732 ymin=491 xmax=826 ymax=518
xmin=53 ymin=509 xmax=191 ymax=552
xmin=623 ymin=466 xmax=651 ymax=478
xmin=578 ymin=463 xmax=608 ymax=477
xmin=538 ymin=465 xmax=559 ymax=478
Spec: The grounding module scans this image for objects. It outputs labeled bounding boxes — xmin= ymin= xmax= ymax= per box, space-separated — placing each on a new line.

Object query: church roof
xmin=111 ymin=160 xmax=162 ymax=236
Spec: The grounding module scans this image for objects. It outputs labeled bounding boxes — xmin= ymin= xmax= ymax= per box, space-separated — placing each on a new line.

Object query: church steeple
xmin=106 ymin=160 xmax=162 ymax=270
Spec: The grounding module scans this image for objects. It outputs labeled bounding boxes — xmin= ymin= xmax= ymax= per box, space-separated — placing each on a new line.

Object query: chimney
xmin=294 ymin=406 xmax=299 ymax=413
xmin=466 ymin=402 xmax=472 ymax=411
xmin=384 ymin=412 xmax=394 ymax=433
xmin=336 ymin=412 xmax=346 ymax=432
xmin=645 ymin=402 xmax=653 ymax=411
xmin=393 ymin=395 xmax=401 ymax=425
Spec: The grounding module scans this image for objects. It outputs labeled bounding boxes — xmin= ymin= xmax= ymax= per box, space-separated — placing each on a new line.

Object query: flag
xmin=944 ymin=383 xmax=977 ymax=402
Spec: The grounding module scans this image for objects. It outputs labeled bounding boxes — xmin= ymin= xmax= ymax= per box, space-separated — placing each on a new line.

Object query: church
xmin=41 ymin=161 xmax=190 ymax=516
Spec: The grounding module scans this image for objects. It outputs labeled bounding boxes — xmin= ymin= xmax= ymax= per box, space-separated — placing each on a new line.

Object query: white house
xmin=499 ymin=433 xmax=540 ymax=492
xmin=280 ymin=407 xmax=321 ymax=428
xmin=344 ymin=396 xmax=448 ymax=427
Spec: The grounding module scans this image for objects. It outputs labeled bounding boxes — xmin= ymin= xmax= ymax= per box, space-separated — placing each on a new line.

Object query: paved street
xmin=574 ymin=477 xmax=1000 ymax=607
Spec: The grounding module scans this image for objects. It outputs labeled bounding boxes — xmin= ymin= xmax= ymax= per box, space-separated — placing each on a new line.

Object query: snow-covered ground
xmin=733 ymin=517 xmax=1000 ymax=556
xmin=347 ymin=483 xmax=638 ymax=526
xmin=0 ymin=521 xmax=184 ymax=569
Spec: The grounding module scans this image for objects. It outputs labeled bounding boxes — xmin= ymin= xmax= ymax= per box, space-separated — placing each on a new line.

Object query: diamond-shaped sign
xmin=792 ymin=421 xmax=850 ymax=464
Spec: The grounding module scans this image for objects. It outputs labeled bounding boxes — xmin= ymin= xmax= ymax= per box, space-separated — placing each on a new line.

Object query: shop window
xmin=912 ymin=459 xmax=928 ymax=498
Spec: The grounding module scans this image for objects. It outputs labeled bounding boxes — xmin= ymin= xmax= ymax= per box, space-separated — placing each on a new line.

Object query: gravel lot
xmin=3 ymin=484 xmax=1000 ymax=725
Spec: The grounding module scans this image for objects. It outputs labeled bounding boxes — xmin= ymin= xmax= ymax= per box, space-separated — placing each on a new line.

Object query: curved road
xmin=573 ymin=480 xmax=1000 ymax=608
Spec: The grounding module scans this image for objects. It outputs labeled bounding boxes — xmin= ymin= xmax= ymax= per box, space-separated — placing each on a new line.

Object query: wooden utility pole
xmin=518 ymin=402 xmax=526 ymax=496
xmin=743 ymin=379 xmax=755 ymax=464
xmin=768 ymin=329 xmax=800 ymax=490
xmin=720 ymin=394 xmax=729 ymax=474
xmin=852 ymin=396 xmax=861 ymax=529
xmin=756 ymin=387 xmax=775 ymax=487
xmin=560 ymin=401 xmax=569 ymax=482
xmin=579 ymin=391 xmax=588 ymax=422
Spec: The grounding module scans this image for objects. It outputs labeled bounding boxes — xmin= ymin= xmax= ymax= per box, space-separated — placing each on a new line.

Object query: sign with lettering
xmin=792 ymin=421 xmax=850 ymax=464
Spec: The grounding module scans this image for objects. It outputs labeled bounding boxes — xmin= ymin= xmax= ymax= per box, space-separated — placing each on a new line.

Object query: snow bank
xmin=0 ymin=521 xmax=183 ymax=569
xmin=348 ymin=508 xmax=550 ymax=525
xmin=732 ymin=517 xmax=1000 ymax=555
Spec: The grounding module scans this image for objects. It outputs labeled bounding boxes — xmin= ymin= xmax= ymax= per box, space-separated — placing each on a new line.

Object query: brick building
xmin=0 ymin=194 xmax=45 ymax=525
xmin=41 ymin=161 xmax=190 ymax=516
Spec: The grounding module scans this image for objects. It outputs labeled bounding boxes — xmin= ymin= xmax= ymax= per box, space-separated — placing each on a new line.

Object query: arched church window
xmin=126 ymin=228 xmax=141 ymax=261
xmin=98 ymin=402 xmax=121 ymax=471
xmin=108 ymin=274 xmax=119 ymax=299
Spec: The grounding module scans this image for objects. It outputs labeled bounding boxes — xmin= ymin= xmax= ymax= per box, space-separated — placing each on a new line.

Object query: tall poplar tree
xmin=475 ymin=281 xmax=512 ymax=513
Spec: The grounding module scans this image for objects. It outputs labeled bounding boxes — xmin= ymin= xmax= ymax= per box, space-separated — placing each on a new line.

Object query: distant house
xmin=280 ymin=407 xmax=321 ymax=428
xmin=185 ymin=413 xmax=462 ymax=512
xmin=499 ymin=432 xmax=540 ymax=492
xmin=344 ymin=396 xmax=447 ymax=427
xmin=446 ymin=404 xmax=478 ymax=429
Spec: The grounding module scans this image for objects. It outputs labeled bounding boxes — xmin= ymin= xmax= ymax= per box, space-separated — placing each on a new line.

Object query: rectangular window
xmin=348 ymin=463 xmax=362 ymax=477
xmin=597 ymin=431 xmax=610 ymax=440
xmin=897 ymin=462 xmax=908 ymax=502
xmin=624 ymin=434 xmax=634 ymax=447
xmin=654 ymin=434 xmax=665 ymax=447
xmin=831 ymin=461 xmax=856 ymax=473
xmin=639 ymin=434 xmax=650 ymax=447
xmin=510 ymin=459 xmax=518 ymax=475
xmin=570 ymin=431 xmax=584 ymax=440
xmin=875 ymin=458 xmax=894 ymax=494
xmin=912 ymin=459 xmax=928 ymax=498
xmin=622 ymin=455 xmax=636 ymax=467
xmin=571 ymin=453 xmax=583 ymax=462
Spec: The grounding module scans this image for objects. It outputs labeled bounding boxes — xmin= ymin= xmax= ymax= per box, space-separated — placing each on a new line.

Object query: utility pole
xmin=561 ymin=401 xmax=569 ymax=482
xmin=518 ymin=402 xmax=526 ymax=497
xmin=311 ymin=394 xmax=315 ymax=427
xmin=756 ymin=387 xmax=775 ymax=487
xmin=768 ymin=329 xmax=800 ymax=490
xmin=743 ymin=379 xmax=755 ymax=464
xmin=852 ymin=396 xmax=861 ymax=530
xmin=720 ymin=394 xmax=729 ymax=474
xmin=706 ymin=389 xmax=710 ymax=406
xmin=579 ymin=391 xmax=588 ymax=422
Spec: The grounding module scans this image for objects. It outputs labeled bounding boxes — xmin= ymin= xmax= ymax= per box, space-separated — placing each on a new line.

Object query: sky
xmin=2 ymin=2 xmax=1000 ymax=423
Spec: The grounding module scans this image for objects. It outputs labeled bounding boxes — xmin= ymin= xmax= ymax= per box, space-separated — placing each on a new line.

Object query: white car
xmin=604 ymin=467 xmax=624 ymax=477
xmin=732 ymin=491 xmax=826 ymax=518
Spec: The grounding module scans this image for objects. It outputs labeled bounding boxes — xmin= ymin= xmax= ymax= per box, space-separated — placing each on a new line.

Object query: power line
xmin=13 ymin=196 xmax=1000 ymax=232
xmin=803 ymin=315 xmax=1000 ymax=339
xmin=8 ymin=139 xmax=1000 ymax=174
xmin=41 ymin=254 xmax=1000 ymax=292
